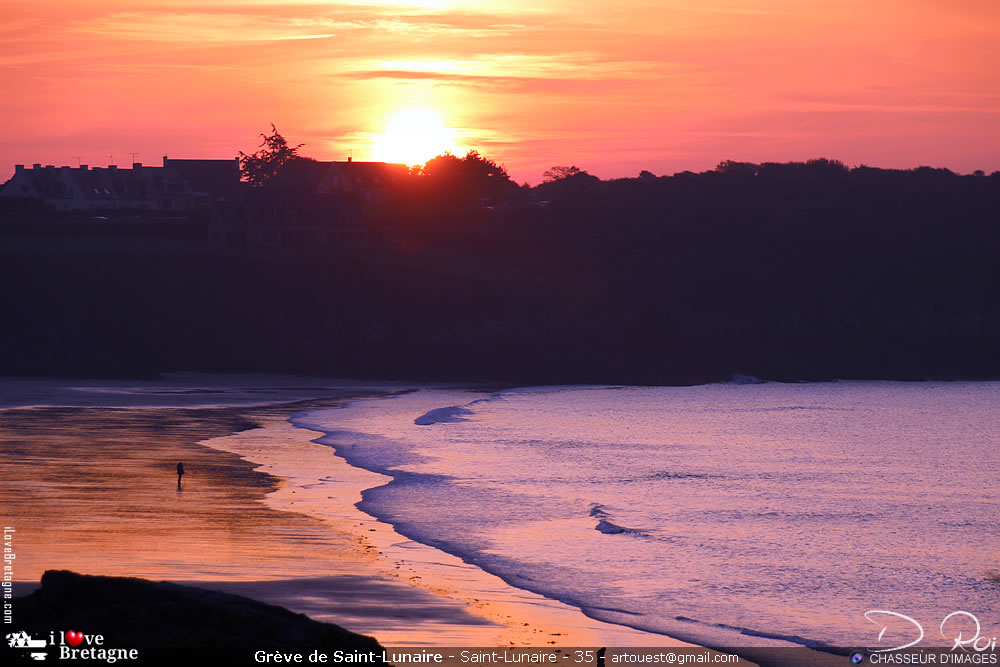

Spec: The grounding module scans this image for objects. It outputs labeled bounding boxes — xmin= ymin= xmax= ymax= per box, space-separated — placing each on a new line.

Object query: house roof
xmin=2 ymin=158 xmax=247 ymax=205
xmin=1 ymin=164 xmax=193 ymax=203
xmin=263 ymin=158 xmax=330 ymax=191
xmin=163 ymin=158 xmax=240 ymax=196
xmin=262 ymin=158 xmax=409 ymax=192
xmin=8 ymin=168 xmax=71 ymax=199
xmin=73 ymin=168 xmax=144 ymax=200
xmin=330 ymin=160 xmax=409 ymax=185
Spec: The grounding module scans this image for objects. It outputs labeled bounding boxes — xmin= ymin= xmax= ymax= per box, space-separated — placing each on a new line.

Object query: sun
xmin=373 ymin=108 xmax=460 ymax=166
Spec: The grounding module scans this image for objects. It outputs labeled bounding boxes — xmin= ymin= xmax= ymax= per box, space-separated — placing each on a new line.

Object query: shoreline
xmin=202 ymin=402 xmax=697 ymax=648
xmin=6 ymin=378 xmax=989 ymax=666
xmin=229 ymin=390 xmax=853 ymax=667
xmin=2 ymin=395 xmax=513 ymax=645
xmin=1 ymin=382 xmax=693 ymax=650
xmin=0 ymin=377 xmax=861 ymax=665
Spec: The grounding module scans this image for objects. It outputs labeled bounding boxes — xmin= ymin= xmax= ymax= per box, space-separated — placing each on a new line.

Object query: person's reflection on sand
xmin=176 ymin=461 xmax=185 ymax=490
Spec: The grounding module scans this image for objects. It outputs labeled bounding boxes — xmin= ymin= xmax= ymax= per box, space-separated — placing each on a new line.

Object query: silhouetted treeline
xmin=1 ymin=160 xmax=998 ymax=384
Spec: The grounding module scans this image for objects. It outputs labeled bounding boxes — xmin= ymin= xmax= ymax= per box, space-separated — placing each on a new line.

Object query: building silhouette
xmin=0 ymin=156 xmax=240 ymax=213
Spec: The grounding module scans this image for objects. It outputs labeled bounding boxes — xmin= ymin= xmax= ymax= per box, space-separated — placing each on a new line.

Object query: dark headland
xmin=2 ymin=158 xmax=998 ymax=384
xmin=9 ymin=570 xmax=384 ymax=651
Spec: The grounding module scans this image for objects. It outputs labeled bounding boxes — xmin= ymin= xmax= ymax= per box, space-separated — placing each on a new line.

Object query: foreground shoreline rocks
xmin=10 ymin=570 xmax=384 ymax=651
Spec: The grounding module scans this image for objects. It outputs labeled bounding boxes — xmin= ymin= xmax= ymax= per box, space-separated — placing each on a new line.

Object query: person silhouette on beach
xmin=176 ymin=461 xmax=185 ymax=490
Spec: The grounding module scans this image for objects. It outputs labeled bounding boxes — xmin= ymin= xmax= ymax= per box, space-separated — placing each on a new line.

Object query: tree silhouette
xmin=421 ymin=151 xmax=511 ymax=182
xmin=542 ymin=166 xmax=583 ymax=182
xmin=715 ymin=160 xmax=758 ymax=176
xmin=419 ymin=150 xmax=516 ymax=203
xmin=239 ymin=124 xmax=305 ymax=188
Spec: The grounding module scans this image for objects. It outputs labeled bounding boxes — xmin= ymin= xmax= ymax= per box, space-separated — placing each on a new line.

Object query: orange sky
xmin=2 ymin=0 xmax=998 ymax=182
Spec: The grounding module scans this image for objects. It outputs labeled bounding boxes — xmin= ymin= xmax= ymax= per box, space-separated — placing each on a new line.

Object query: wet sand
xmin=1 ymin=392 xmax=693 ymax=647
xmin=2 ymin=403 xmax=353 ymax=581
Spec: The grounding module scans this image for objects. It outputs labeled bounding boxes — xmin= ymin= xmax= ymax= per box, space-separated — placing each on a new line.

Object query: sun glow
xmin=373 ymin=108 xmax=461 ymax=166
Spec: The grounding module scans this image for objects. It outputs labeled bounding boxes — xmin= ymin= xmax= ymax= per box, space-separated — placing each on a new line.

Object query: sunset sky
xmin=2 ymin=0 xmax=998 ymax=182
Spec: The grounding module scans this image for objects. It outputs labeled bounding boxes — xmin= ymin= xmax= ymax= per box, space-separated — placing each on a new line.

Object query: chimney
xmin=108 ymin=165 xmax=117 ymax=170
xmin=80 ymin=165 xmax=88 ymax=171
xmin=132 ymin=163 xmax=142 ymax=169
xmin=347 ymin=156 xmax=352 ymax=162
xmin=15 ymin=164 xmax=24 ymax=173
xmin=32 ymin=163 xmax=41 ymax=169
xmin=163 ymin=155 xmax=169 ymax=167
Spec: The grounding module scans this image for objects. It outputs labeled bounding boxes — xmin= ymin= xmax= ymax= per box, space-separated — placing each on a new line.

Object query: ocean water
xmin=294 ymin=382 xmax=1000 ymax=649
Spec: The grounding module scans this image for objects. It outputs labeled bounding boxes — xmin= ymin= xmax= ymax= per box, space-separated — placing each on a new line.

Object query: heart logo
xmin=66 ymin=631 xmax=85 ymax=647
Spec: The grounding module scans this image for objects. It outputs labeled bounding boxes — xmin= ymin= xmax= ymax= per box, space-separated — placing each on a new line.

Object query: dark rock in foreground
xmin=13 ymin=570 xmax=384 ymax=650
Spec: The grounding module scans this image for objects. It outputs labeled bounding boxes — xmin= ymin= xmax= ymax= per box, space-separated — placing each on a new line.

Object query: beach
xmin=12 ymin=377 xmax=987 ymax=665
xmin=1 ymin=378 xmax=690 ymax=649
